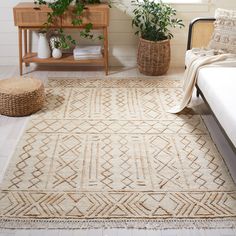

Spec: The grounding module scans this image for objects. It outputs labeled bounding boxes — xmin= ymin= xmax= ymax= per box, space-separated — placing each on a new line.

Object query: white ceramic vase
xmin=52 ymin=48 xmax=62 ymax=59
xmin=37 ymin=32 xmax=51 ymax=59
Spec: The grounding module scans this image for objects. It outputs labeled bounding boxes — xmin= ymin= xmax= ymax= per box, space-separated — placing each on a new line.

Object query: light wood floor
xmin=0 ymin=65 xmax=236 ymax=236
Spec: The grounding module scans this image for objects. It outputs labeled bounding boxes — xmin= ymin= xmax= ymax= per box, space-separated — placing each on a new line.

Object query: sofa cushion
xmin=208 ymin=8 xmax=236 ymax=54
xmin=197 ymin=66 xmax=236 ymax=147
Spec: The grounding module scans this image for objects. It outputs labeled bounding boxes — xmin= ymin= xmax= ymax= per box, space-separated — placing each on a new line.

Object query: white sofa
xmin=186 ymin=18 xmax=236 ymax=149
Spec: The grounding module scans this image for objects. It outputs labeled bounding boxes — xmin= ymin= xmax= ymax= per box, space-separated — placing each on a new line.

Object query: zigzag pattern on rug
xmin=0 ymin=78 xmax=235 ymax=229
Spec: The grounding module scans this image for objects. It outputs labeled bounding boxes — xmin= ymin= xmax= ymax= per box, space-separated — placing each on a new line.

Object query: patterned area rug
xmin=0 ymin=78 xmax=236 ymax=229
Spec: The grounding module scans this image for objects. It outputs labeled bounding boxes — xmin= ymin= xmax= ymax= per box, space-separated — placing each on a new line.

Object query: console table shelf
xmin=23 ymin=53 xmax=104 ymax=64
xmin=13 ymin=2 xmax=109 ymax=75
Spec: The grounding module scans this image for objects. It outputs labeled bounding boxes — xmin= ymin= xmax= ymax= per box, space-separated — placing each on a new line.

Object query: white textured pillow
xmin=208 ymin=8 xmax=236 ymax=54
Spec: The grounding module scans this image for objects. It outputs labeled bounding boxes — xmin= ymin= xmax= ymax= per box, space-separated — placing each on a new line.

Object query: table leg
xmin=18 ymin=27 xmax=23 ymax=76
xmin=29 ymin=30 xmax=32 ymax=53
xmin=24 ymin=29 xmax=29 ymax=67
xmin=103 ymin=27 xmax=109 ymax=76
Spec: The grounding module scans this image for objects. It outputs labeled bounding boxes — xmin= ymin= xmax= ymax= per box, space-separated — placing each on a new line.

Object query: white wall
xmin=0 ymin=0 xmax=235 ymax=68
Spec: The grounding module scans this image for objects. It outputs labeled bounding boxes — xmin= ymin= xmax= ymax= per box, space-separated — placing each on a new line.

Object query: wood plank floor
xmin=0 ymin=65 xmax=236 ymax=236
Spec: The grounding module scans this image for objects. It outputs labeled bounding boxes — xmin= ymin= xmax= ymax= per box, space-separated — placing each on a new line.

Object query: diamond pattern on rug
xmin=0 ymin=78 xmax=235 ymax=228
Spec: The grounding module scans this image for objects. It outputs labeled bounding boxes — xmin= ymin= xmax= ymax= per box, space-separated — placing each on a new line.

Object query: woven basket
xmin=137 ymin=38 xmax=170 ymax=76
xmin=0 ymin=78 xmax=45 ymax=117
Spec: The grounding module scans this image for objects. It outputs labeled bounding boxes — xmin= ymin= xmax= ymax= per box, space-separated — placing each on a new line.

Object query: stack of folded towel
xmin=73 ymin=45 xmax=102 ymax=60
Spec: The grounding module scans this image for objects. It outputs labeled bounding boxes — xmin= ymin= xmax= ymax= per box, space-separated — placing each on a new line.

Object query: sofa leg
xmin=196 ymin=89 xmax=200 ymax=98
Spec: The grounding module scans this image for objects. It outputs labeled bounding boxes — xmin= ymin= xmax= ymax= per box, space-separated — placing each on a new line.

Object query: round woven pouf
xmin=0 ymin=78 xmax=45 ymax=117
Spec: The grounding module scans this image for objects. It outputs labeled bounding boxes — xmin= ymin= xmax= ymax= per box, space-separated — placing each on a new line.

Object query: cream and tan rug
xmin=0 ymin=78 xmax=236 ymax=229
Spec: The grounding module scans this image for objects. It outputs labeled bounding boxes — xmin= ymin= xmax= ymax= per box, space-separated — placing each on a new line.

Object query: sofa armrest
xmin=187 ymin=17 xmax=215 ymax=50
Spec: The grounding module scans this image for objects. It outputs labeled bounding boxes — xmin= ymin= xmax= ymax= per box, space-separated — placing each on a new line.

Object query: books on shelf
xmin=73 ymin=45 xmax=102 ymax=60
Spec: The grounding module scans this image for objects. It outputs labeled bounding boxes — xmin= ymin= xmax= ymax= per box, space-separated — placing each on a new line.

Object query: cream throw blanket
xmin=169 ymin=49 xmax=236 ymax=113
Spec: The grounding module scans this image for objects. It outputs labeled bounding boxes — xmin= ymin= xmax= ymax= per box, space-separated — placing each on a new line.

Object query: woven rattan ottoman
xmin=0 ymin=78 xmax=45 ymax=117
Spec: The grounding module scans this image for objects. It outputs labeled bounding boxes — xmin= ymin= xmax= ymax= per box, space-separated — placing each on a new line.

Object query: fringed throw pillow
xmin=208 ymin=8 xmax=236 ymax=53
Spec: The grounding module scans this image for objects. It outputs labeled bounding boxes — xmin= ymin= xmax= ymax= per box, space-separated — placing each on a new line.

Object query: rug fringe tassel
xmin=0 ymin=218 xmax=236 ymax=229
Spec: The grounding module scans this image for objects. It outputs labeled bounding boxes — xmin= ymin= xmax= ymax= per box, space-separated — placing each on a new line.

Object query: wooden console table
xmin=13 ymin=3 xmax=109 ymax=75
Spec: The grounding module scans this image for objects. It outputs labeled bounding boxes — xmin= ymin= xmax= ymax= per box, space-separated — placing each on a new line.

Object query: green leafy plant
xmin=53 ymin=39 xmax=62 ymax=49
xmin=34 ymin=0 xmax=104 ymax=49
xmin=132 ymin=0 xmax=184 ymax=41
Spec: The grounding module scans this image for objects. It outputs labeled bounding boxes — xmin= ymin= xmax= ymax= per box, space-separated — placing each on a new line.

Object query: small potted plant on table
xmin=132 ymin=0 xmax=184 ymax=75
xmin=52 ymin=40 xmax=63 ymax=59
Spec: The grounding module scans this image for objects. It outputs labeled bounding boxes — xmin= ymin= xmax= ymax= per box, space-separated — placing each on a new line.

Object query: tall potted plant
xmin=132 ymin=0 xmax=184 ymax=75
